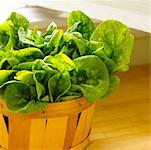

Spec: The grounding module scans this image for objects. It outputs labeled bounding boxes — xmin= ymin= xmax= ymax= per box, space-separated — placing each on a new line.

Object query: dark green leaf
xmin=73 ymin=55 xmax=109 ymax=102
xmin=67 ymin=10 xmax=95 ymax=40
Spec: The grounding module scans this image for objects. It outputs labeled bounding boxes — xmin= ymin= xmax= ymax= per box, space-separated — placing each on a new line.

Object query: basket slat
xmin=8 ymin=115 xmax=31 ymax=150
xmin=69 ymin=130 xmax=90 ymax=150
xmin=29 ymin=119 xmax=46 ymax=150
xmin=83 ymin=103 xmax=95 ymax=139
xmin=63 ymin=114 xmax=79 ymax=149
xmin=72 ymin=110 xmax=88 ymax=146
xmin=0 ymin=114 xmax=8 ymax=149
xmin=42 ymin=116 xmax=68 ymax=149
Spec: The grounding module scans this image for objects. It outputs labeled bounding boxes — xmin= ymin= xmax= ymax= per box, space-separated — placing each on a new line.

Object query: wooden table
xmin=87 ymin=64 xmax=150 ymax=150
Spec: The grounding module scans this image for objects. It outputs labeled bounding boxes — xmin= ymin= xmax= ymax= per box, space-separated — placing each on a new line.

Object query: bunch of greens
xmin=0 ymin=10 xmax=134 ymax=114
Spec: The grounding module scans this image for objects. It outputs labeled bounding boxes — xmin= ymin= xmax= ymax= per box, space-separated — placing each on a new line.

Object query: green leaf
xmin=66 ymin=21 xmax=81 ymax=33
xmin=3 ymin=81 xmax=47 ymax=114
xmin=48 ymin=72 xmax=71 ymax=102
xmin=73 ymin=55 xmax=109 ymax=102
xmin=18 ymin=47 xmax=44 ymax=60
xmin=44 ymin=29 xmax=63 ymax=55
xmin=0 ymin=70 xmax=16 ymax=86
xmin=7 ymin=12 xmax=29 ymax=30
xmin=102 ymin=75 xmax=120 ymax=98
xmin=43 ymin=55 xmax=54 ymax=63
xmin=67 ymin=10 xmax=95 ymax=40
xmin=48 ymin=73 xmax=59 ymax=102
xmin=15 ymin=70 xmax=35 ymax=85
xmin=18 ymin=27 xmax=35 ymax=45
xmin=44 ymin=22 xmax=57 ymax=36
xmin=93 ymin=47 xmax=117 ymax=73
xmin=55 ymin=72 xmax=71 ymax=101
xmin=0 ymin=21 xmax=15 ymax=51
xmin=90 ymin=19 xmax=134 ymax=72
xmin=5 ymin=48 xmax=44 ymax=67
xmin=18 ymin=26 xmax=45 ymax=47
xmin=18 ymin=99 xmax=48 ymax=114
xmin=51 ymin=53 xmax=75 ymax=72
xmin=60 ymin=95 xmax=81 ymax=101
xmin=0 ymin=58 xmax=7 ymax=69
xmin=33 ymin=72 xmax=45 ymax=100
xmin=86 ymin=40 xmax=103 ymax=54
xmin=4 ymin=81 xmax=31 ymax=112
xmin=13 ymin=62 xmax=34 ymax=71
xmin=63 ymin=33 xmax=87 ymax=56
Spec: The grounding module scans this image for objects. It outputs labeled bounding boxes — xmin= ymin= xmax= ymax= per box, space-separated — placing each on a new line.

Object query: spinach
xmin=48 ymin=72 xmax=71 ymax=102
xmin=4 ymin=81 xmax=48 ymax=113
xmin=0 ymin=21 xmax=15 ymax=51
xmin=15 ymin=70 xmax=35 ymax=86
xmin=4 ymin=81 xmax=31 ymax=112
xmin=18 ymin=26 xmax=45 ymax=48
xmin=7 ymin=12 xmax=29 ymax=31
xmin=0 ymin=10 xmax=134 ymax=114
xmin=73 ymin=55 xmax=109 ymax=102
xmin=43 ymin=29 xmax=64 ymax=55
xmin=44 ymin=22 xmax=57 ymax=36
xmin=0 ymin=70 xmax=16 ymax=86
xmin=101 ymin=75 xmax=120 ymax=98
xmin=90 ymin=20 xmax=134 ymax=72
xmin=50 ymin=53 xmax=75 ymax=72
xmin=67 ymin=10 xmax=95 ymax=40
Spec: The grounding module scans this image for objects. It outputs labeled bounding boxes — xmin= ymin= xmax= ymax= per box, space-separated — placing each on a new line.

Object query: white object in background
xmin=0 ymin=0 xmax=150 ymax=33
xmin=26 ymin=1 xmax=150 ymax=33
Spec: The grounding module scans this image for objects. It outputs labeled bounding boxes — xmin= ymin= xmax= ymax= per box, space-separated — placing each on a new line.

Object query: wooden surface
xmin=87 ymin=64 xmax=150 ymax=150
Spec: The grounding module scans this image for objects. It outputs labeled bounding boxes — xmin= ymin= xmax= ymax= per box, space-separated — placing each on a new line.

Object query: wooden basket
xmin=0 ymin=97 xmax=95 ymax=150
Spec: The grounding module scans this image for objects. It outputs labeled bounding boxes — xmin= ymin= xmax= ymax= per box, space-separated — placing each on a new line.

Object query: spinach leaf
xmin=66 ymin=22 xmax=81 ymax=33
xmin=43 ymin=29 xmax=63 ymax=55
xmin=67 ymin=10 xmax=95 ymax=40
xmin=4 ymin=81 xmax=31 ymax=112
xmin=102 ymin=75 xmax=120 ymax=98
xmin=90 ymin=20 xmax=134 ymax=72
xmin=13 ymin=62 xmax=34 ymax=71
xmin=48 ymin=72 xmax=71 ymax=102
xmin=50 ymin=53 xmax=75 ymax=72
xmin=44 ymin=22 xmax=57 ymax=36
xmin=63 ymin=32 xmax=87 ymax=56
xmin=0 ymin=21 xmax=15 ymax=51
xmin=7 ymin=12 xmax=29 ymax=31
xmin=93 ymin=47 xmax=117 ymax=73
xmin=48 ymin=73 xmax=59 ymax=102
xmin=5 ymin=48 xmax=44 ymax=68
xmin=33 ymin=72 xmax=45 ymax=100
xmin=73 ymin=55 xmax=109 ymax=102
xmin=0 ymin=70 xmax=16 ymax=86
xmin=15 ymin=70 xmax=35 ymax=86
xmin=0 ymin=58 xmax=8 ymax=69
xmin=3 ymin=81 xmax=48 ymax=114
xmin=18 ymin=26 xmax=45 ymax=47
xmin=18 ymin=99 xmax=48 ymax=114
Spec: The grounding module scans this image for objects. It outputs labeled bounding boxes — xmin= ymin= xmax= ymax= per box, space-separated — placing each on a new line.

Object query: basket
xmin=0 ymin=97 xmax=95 ymax=150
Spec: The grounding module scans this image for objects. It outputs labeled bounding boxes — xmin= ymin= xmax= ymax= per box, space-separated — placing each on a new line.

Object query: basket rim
xmin=0 ymin=97 xmax=93 ymax=119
